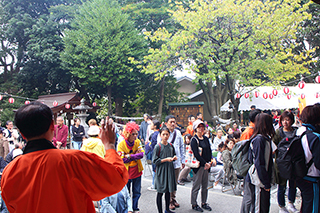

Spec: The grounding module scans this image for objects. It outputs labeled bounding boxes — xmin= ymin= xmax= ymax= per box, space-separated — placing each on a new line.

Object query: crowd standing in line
xmin=0 ymin=101 xmax=320 ymax=213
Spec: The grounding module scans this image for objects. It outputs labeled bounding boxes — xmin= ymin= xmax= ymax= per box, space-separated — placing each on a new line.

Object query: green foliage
xmin=120 ymin=0 xmax=179 ymax=49
xmin=0 ymin=97 xmax=25 ymax=126
xmin=294 ymin=2 xmax=320 ymax=82
xmin=62 ymin=0 xmax=147 ymax=97
xmin=145 ymin=0 xmax=312 ymax=85
xmin=18 ymin=11 xmax=72 ymax=98
xmin=142 ymin=0 xmax=313 ymax=117
xmin=123 ymin=74 xmax=181 ymax=116
xmin=0 ymin=0 xmax=80 ymax=97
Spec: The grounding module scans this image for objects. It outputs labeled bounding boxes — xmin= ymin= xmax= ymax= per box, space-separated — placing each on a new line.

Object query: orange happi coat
xmin=1 ymin=139 xmax=128 ymax=213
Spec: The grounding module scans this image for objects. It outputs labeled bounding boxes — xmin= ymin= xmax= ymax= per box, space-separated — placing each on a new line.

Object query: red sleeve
xmin=61 ymin=126 xmax=68 ymax=147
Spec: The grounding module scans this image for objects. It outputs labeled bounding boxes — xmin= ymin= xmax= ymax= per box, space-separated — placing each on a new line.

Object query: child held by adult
xmin=153 ymin=127 xmax=177 ymax=213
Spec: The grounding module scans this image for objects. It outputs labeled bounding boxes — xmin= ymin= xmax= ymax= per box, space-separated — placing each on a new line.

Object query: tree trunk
xmin=199 ymin=79 xmax=213 ymax=118
xmin=107 ymin=86 xmax=112 ymax=116
xmin=115 ymin=97 xmax=123 ymax=116
xmin=225 ymin=74 xmax=239 ymax=122
xmin=157 ymin=76 xmax=165 ymax=118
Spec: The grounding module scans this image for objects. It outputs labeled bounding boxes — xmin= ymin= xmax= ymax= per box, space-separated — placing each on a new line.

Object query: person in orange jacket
xmin=1 ymin=102 xmax=128 ymax=213
xmin=240 ymin=109 xmax=261 ymax=141
xmin=185 ymin=115 xmax=196 ymax=136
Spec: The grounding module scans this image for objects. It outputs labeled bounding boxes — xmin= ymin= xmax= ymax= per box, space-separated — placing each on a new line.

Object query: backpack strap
xmin=250 ymin=135 xmax=271 ymax=171
xmin=192 ymin=136 xmax=200 ymax=145
xmin=158 ymin=143 xmax=161 ymax=156
xmin=279 ymin=127 xmax=286 ymax=139
xmin=170 ymin=129 xmax=177 ymax=145
xmin=299 ymin=130 xmax=313 ymax=170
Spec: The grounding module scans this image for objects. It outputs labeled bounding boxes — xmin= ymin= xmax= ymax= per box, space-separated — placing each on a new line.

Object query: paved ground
xmin=138 ymin=159 xmax=301 ymax=213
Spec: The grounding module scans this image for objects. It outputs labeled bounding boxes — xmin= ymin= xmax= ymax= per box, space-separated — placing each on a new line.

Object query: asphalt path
xmin=138 ymin=162 xmax=287 ymax=213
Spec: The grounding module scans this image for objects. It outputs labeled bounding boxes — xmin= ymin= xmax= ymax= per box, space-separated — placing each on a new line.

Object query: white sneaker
xmin=287 ymin=203 xmax=299 ymax=213
xmin=279 ymin=206 xmax=290 ymax=213
xmin=147 ymin=186 xmax=156 ymax=191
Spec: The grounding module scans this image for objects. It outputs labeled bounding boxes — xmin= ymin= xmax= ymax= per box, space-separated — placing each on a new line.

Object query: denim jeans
xmin=277 ymin=179 xmax=296 ymax=207
xmin=72 ymin=141 xmax=82 ymax=150
xmin=152 ymin=171 xmax=155 ymax=187
xmin=127 ymin=176 xmax=141 ymax=211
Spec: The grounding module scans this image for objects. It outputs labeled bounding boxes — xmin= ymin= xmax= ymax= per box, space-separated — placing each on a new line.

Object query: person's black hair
xmin=249 ymin=109 xmax=262 ymax=123
xmin=0 ymin=129 xmax=2 ymax=134
xmin=233 ymin=131 xmax=241 ymax=139
xmin=218 ymin=142 xmax=226 ymax=150
xmin=196 ymin=112 xmax=202 ymax=116
xmin=279 ymin=111 xmax=294 ymax=127
xmin=119 ymin=126 xmax=124 ymax=131
xmin=184 ymin=134 xmax=192 ymax=141
xmin=251 ymin=113 xmax=275 ymax=139
xmin=14 ymin=102 xmax=53 ymax=139
xmin=159 ymin=126 xmax=170 ymax=134
xmin=276 ymin=109 xmax=281 ymax=115
xmin=165 ymin=115 xmax=175 ymax=123
xmin=6 ymin=121 xmax=12 ymax=126
xmin=153 ymin=120 xmax=161 ymax=130
xmin=241 ymin=127 xmax=246 ymax=132
xmin=225 ymin=138 xmax=235 ymax=145
xmin=74 ymin=118 xmax=79 ymax=123
xmin=227 ymin=134 xmax=234 ymax=139
xmin=148 ymin=116 xmax=153 ymax=120
xmin=250 ymin=105 xmax=256 ymax=109
xmin=188 ymin=115 xmax=194 ymax=119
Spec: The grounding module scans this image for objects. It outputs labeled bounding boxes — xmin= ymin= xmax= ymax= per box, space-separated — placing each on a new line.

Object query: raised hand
xmin=99 ymin=116 xmax=116 ymax=150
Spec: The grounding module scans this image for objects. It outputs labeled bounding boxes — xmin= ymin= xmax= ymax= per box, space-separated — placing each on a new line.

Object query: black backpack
xmin=276 ymin=129 xmax=313 ymax=180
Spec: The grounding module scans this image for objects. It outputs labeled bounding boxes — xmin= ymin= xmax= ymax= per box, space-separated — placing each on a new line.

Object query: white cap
xmin=193 ymin=120 xmax=205 ymax=130
xmin=87 ymin=126 xmax=100 ymax=136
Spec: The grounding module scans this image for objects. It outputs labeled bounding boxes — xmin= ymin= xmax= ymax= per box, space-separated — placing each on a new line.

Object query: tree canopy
xmin=142 ymin=0 xmax=313 ymax=121
xmin=61 ymin=0 xmax=147 ymax=115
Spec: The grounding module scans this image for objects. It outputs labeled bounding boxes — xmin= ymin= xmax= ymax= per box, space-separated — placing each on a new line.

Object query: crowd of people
xmin=0 ymin=102 xmax=319 ymax=213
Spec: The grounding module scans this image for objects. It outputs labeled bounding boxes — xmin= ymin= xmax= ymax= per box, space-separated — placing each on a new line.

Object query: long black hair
xmin=251 ymin=113 xmax=275 ymax=139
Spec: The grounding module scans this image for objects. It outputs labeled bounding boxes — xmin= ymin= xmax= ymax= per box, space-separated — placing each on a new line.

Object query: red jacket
xmin=53 ymin=124 xmax=68 ymax=147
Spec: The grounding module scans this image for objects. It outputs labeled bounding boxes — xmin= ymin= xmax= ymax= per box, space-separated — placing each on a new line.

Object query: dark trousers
xmin=127 ymin=176 xmax=142 ymax=211
xmin=277 ymin=179 xmax=296 ymax=207
xmin=241 ymin=181 xmax=270 ymax=213
xmin=296 ymin=177 xmax=320 ymax=213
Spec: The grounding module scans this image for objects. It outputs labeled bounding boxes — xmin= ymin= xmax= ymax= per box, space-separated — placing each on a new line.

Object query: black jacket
xmin=71 ymin=125 xmax=85 ymax=142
